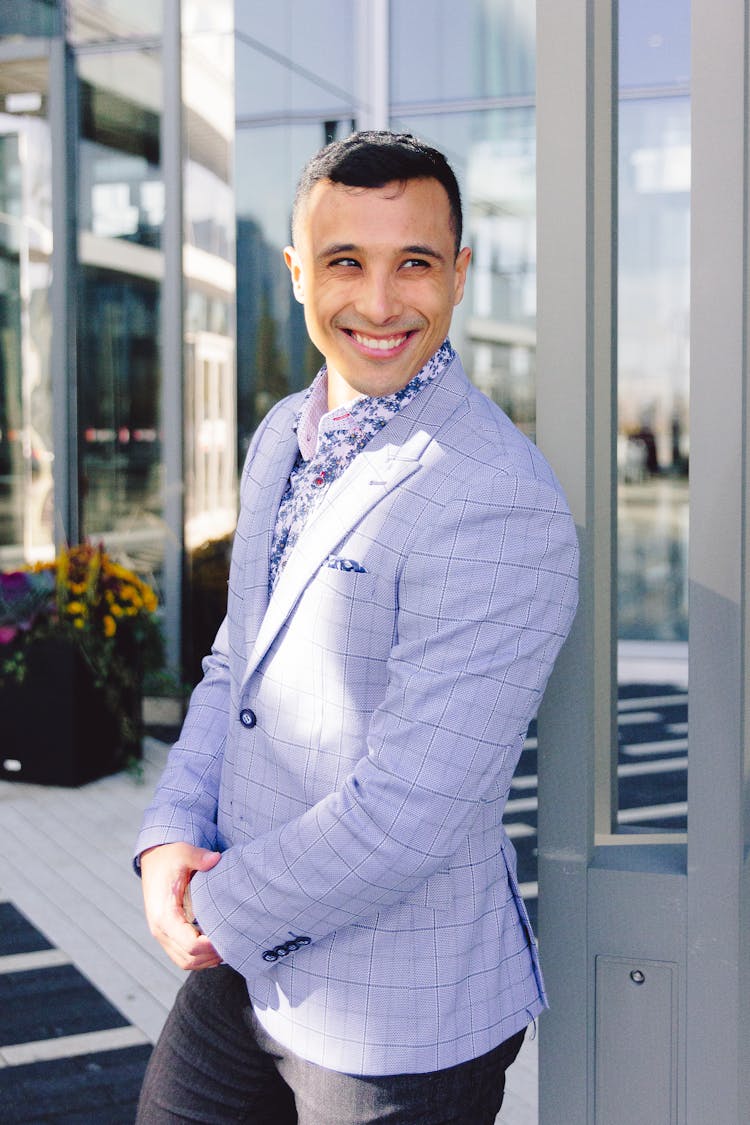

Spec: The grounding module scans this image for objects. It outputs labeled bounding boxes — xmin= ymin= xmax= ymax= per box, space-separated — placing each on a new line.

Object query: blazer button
xmin=239 ymin=708 xmax=256 ymax=728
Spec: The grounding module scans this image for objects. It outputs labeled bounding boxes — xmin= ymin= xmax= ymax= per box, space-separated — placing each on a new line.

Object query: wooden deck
xmin=0 ymin=735 xmax=538 ymax=1123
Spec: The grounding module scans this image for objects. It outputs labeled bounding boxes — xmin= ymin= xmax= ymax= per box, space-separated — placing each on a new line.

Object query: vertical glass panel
xmin=0 ymin=56 xmax=54 ymax=564
xmin=235 ymin=122 xmax=329 ymax=459
xmin=617 ymin=0 xmax=690 ymax=833
xmin=78 ymin=267 xmax=162 ymax=543
xmin=391 ymin=0 xmax=535 ymax=104
xmin=234 ymin=0 xmax=355 ymax=119
xmin=391 ymin=109 xmax=537 ymax=437
xmin=0 ymin=0 xmax=61 ymax=38
xmin=182 ymin=0 xmax=238 ymax=677
xmin=66 ymin=1 xmax=163 ymax=42
xmin=78 ymin=50 xmax=162 ymax=248
xmin=76 ymin=49 xmax=164 ymax=580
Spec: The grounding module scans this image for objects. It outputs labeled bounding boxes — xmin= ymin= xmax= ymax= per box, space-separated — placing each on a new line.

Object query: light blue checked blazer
xmin=136 ymin=353 xmax=579 ymax=1076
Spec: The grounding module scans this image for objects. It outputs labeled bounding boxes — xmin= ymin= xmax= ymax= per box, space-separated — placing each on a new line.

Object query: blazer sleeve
xmin=133 ymin=400 xmax=294 ymax=867
xmin=188 ymin=465 xmax=579 ymax=975
xmin=133 ymin=618 xmax=230 ymax=865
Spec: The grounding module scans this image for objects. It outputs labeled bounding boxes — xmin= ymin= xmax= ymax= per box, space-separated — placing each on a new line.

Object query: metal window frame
xmin=535 ymin=0 xmax=750 ymax=1120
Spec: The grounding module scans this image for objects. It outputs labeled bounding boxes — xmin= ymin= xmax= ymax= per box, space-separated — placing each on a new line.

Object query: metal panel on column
xmin=535 ymin=1 xmax=616 ymax=1120
xmin=687 ymin=1 xmax=750 ymax=1120
xmin=536 ymin=2 xmax=688 ymax=1120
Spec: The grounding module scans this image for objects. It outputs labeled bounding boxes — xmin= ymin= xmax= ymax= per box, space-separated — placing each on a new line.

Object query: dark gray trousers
xmin=136 ymin=965 xmax=525 ymax=1124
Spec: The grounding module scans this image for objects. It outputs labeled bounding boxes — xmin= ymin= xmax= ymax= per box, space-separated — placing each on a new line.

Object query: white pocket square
xmin=325 ymin=556 xmax=367 ymax=573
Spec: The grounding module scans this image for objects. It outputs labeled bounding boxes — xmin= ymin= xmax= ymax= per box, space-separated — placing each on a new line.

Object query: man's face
xmin=284 ymin=177 xmax=471 ymax=406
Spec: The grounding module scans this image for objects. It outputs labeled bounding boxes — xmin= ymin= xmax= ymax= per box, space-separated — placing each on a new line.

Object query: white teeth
xmin=352 ymin=332 xmax=407 ymax=351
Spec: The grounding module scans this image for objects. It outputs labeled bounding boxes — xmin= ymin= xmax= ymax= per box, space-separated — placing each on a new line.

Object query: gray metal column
xmin=49 ymin=35 xmax=79 ymax=547
xmin=537 ymin=0 xmax=750 ymax=1120
xmin=687 ymin=1 xmax=750 ymax=1120
xmin=355 ymin=0 xmax=389 ymax=130
xmin=536 ymin=2 xmax=689 ymax=1122
xmin=161 ymin=0 xmax=185 ymax=674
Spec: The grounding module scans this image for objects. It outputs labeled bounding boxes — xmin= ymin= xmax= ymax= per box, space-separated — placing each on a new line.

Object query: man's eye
xmin=330 ymin=257 xmax=360 ymax=268
xmin=402 ymin=258 xmax=430 ymax=269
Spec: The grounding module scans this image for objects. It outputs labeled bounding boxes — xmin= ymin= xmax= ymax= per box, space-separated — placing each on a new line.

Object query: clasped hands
xmin=140 ymin=842 xmax=223 ymax=971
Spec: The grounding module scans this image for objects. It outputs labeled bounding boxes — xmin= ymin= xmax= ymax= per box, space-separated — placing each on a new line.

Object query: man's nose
xmin=354 ymin=271 xmax=403 ymax=324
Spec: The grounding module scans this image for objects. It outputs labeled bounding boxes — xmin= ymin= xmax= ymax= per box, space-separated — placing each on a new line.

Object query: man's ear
xmin=283 ymin=246 xmax=305 ymax=303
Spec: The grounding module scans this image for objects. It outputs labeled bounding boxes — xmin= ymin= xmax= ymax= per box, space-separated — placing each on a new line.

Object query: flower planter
xmin=0 ymin=637 xmax=142 ymax=786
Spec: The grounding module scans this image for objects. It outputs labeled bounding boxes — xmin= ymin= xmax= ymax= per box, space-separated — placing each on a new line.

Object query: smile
xmin=344 ymin=329 xmax=415 ymax=354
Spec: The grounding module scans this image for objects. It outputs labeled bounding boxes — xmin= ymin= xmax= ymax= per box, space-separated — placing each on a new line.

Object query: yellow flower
xmin=111 ymin=604 xmax=124 ymax=617
xmin=67 ymin=601 xmax=86 ymax=615
xmin=103 ymin=615 xmax=116 ymax=637
xmin=73 ymin=617 xmax=85 ymax=629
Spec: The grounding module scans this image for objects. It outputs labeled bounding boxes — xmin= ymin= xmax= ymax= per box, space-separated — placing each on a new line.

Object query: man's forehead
xmin=298 ymin=176 xmax=453 ymax=236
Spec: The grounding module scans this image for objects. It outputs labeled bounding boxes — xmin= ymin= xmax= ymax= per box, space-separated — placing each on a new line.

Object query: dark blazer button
xmin=239 ymin=708 xmax=256 ymax=728
xmin=262 ymin=949 xmax=278 ymax=962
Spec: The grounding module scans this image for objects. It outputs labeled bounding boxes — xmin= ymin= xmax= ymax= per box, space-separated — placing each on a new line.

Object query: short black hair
xmin=291 ymin=130 xmax=463 ymax=256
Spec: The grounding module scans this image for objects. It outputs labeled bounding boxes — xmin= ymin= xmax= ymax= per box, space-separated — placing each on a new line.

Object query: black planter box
xmin=0 ymin=638 xmax=142 ymax=786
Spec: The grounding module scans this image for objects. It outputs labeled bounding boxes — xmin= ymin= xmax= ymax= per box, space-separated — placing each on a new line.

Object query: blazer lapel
xmin=242 ymin=354 xmax=473 ymax=684
xmin=241 ymin=407 xmax=301 ymax=657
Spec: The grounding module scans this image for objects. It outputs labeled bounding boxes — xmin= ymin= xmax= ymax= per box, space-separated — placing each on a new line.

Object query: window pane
xmin=235 ymin=0 xmax=355 ymax=120
xmin=0 ymin=0 xmax=61 ymax=38
xmin=66 ymin=0 xmax=163 ymax=42
xmin=76 ymin=49 xmax=164 ymax=573
xmin=617 ymin=0 xmax=690 ymax=834
xmin=0 ymin=58 xmax=54 ymax=564
xmin=391 ymin=0 xmax=535 ymax=104
xmin=391 ymin=108 xmax=537 ymax=437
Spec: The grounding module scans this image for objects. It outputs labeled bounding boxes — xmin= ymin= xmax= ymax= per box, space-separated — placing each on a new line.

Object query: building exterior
xmin=4 ymin=1 xmax=750 ymax=1120
xmin=0 ymin=0 xmax=236 ymax=672
xmin=0 ymin=0 xmax=689 ymax=672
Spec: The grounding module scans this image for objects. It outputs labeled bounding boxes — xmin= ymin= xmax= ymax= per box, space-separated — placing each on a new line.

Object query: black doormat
xmin=0 ymin=903 xmax=151 ymax=1122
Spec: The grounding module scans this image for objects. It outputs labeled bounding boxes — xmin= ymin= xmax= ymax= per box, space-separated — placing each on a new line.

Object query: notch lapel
xmin=242 ymin=426 xmax=430 ymax=685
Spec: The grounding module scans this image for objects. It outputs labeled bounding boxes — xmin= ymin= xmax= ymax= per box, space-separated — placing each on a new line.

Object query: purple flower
xmin=0 ymin=571 xmax=31 ymax=601
xmin=0 ymin=624 xmax=18 ymax=644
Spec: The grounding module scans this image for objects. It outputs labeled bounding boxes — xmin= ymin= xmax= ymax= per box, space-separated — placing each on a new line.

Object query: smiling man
xmin=134 ymin=132 xmax=579 ymax=1124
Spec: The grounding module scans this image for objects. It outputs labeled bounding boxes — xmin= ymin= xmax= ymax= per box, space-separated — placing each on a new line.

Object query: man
xmin=135 ymin=131 xmax=579 ymax=1124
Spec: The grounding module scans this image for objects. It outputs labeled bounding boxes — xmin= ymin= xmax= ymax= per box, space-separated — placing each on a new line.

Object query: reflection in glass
xmin=78 ymin=267 xmax=162 ymax=549
xmin=182 ymin=0 xmax=238 ymax=677
xmin=234 ymin=0 xmax=355 ymax=119
xmin=78 ymin=51 xmax=163 ymax=249
xmin=393 ymin=109 xmax=537 ymax=438
xmin=0 ymin=73 xmax=54 ymax=563
xmin=617 ymin=94 xmax=689 ymax=645
xmin=391 ymin=0 xmax=535 ymax=104
xmin=67 ymin=0 xmax=163 ymax=42
xmin=616 ymin=0 xmax=690 ymax=834
xmin=75 ymin=47 xmax=164 ymax=582
xmin=235 ymin=123 xmax=327 ymax=458
xmin=0 ymin=1 xmax=61 ymax=38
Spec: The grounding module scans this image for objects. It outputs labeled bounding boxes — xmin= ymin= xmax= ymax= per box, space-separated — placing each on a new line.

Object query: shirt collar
xmin=295 ymin=338 xmax=456 ymax=461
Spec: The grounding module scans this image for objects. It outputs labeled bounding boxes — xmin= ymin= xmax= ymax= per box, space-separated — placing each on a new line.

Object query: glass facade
xmin=0 ymin=0 xmax=689 ymax=685
xmin=0 ymin=52 xmax=53 ymax=562
xmin=234 ymin=0 xmax=691 ymax=850
xmin=76 ymin=45 xmax=165 ymax=571
xmin=0 ymin=0 xmax=235 ymax=677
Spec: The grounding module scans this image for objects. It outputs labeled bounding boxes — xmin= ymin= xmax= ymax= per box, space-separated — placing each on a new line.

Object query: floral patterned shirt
xmin=268 ymin=338 xmax=456 ymax=592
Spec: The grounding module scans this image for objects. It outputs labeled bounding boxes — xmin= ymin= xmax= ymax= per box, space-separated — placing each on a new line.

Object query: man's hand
xmin=140 ymin=843 xmax=223 ymax=971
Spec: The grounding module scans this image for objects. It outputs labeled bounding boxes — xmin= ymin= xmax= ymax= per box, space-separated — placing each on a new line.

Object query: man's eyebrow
xmin=403 ymin=244 xmax=445 ymax=261
xmin=316 ymin=242 xmax=446 ymax=262
xmin=317 ymin=243 xmax=357 ymax=260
